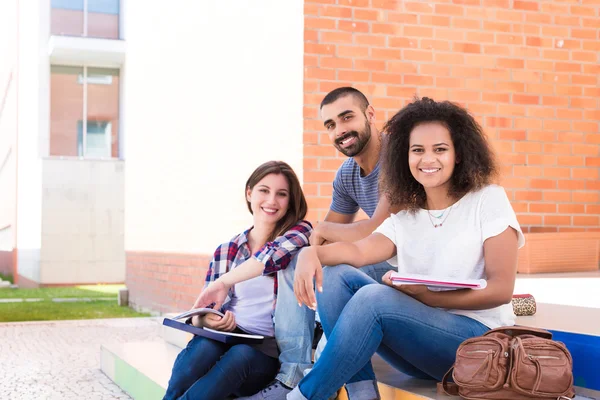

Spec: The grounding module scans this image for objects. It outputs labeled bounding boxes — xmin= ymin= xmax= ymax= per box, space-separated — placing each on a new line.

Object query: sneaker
xmin=237 ymin=381 xmax=292 ymax=400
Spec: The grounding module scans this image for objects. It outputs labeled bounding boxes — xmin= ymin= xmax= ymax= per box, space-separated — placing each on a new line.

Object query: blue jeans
xmin=289 ymin=264 xmax=489 ymax=400
xmin=275 ymin=256 xmax=315 ymax=387
xmin=163 ymin=335 xmax=279 ymax=400
xmin=274 ymin=260 xmax=393 ymax=388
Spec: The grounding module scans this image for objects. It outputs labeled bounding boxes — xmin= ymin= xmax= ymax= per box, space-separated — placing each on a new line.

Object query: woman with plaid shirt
xmin=163 ymin=161 xmax=312 ymax=400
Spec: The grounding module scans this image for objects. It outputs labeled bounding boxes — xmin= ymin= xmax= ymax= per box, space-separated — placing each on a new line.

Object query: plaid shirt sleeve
xmin=254 ymin=220 xmax=313 ymax=276
xmin=203 ymin=240 xmax=239 ymax=312
xmin=204 ymin=242 xmax=238 ymax=288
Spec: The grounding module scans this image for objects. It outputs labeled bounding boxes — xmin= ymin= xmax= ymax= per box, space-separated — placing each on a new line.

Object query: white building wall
xmin=1 ymin=0 xmax=128 ymax=285
xmin=0 ymin=0 xmax=18 ymax=256
xmin=40 ymin=159 xmax=125 ymax=284
xmin=14 ymin=0 xmax=49 ymax=282
xmin=123 ymin=0 xmax=304 ymax=254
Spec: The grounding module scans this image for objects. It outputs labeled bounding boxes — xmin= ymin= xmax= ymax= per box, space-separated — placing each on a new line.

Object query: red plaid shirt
xmin=204 ymin=220 xmax=312 ymax=312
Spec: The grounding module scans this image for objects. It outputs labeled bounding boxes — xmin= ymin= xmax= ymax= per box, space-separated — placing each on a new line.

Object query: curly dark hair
xmin=380 ymin=97 xmax=498 ymax=212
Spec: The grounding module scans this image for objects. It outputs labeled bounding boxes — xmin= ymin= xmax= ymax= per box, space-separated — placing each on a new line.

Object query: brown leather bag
xmin=441 ymin=326 xmax=575 ymax=400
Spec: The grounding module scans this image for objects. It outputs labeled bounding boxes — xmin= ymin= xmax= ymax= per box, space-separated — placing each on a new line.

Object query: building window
xmin=51 ymin=0 xmax=120 ymax=40
xmin=77 ymin=121 xmax=112 ymax=158
xmin=50 ymin=65 xmax=120 ymax=158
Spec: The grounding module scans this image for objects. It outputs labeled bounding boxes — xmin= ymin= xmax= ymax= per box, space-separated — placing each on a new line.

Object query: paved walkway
xmin=0 ymin=317 xmax=163 ymax=400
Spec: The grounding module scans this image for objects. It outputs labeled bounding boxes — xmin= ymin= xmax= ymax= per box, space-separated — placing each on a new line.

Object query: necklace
xmin=427 ymin=205 xmax=453 ymax=228
xmin=428 ymin=209 xmax=446 ymax=219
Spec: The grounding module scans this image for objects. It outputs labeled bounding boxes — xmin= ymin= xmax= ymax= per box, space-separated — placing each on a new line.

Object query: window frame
xmin=50 ymin=64 xmax=120 ymax=159
xmin=51 ymin=0 xmax=120 ymax=38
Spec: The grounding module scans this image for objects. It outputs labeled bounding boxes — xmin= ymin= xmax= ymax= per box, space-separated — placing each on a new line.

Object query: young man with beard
xmin=239 ymin=87 xmax=395 ymax=400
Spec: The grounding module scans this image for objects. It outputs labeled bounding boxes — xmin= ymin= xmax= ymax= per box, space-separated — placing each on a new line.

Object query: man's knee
xmin=278 ymin=255 xmax=298 ymax=283
xmin=322 ymin=263 xmax=356 ymax=281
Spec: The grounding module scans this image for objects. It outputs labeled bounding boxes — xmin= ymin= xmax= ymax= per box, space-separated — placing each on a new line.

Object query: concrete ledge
xmin=101 ymin=341 xmax=178 ymax=400
xmin=517 ymin=302 xmax=600 ymax=391
xmin=517 ymin=302 xmax=600 ymax=336
xmin=102 ymin=308 xmax=600 ymax=400
xmin=161 ymin=315 xmax=194 ymax=349
xmin=102 ymin=336 xmax=600 ymax=400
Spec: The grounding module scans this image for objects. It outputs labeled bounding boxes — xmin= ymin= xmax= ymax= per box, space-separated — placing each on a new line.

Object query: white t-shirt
xmin=226 ymin=275 xmax=275 ymax=337
xmin=375 ymin=184 xmax=525 ymax=329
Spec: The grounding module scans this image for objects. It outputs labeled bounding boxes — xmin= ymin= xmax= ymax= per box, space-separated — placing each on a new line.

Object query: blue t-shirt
xmin=330 ymin=158 xmax=380 ymax=218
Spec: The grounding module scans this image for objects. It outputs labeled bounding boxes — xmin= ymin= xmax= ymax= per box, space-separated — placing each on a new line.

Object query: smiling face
xmin=321 ymin=95 xmax=373 ymax=157
xmin=409 ymin=122 xmax=457 ymax=195
xmin=246 ymin=173 xmax=290 ymax=227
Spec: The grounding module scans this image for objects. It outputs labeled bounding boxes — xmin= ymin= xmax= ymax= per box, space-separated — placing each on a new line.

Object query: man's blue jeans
xmin=163 ymin=335 xmax=278 ymax=400
xmin=288 ymin=264 xmax=489 ymax=400
xmin=274 ymin=259 xmax=394 ymax=388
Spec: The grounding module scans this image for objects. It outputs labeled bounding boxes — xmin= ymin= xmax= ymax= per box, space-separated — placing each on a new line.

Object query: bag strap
xmin=485 ymin=325 xmax=552 ymax=339
xmin=439 ymin=366 xmax=460 ymax=396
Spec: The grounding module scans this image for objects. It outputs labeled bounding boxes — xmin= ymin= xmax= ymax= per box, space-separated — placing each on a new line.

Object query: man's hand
xmin=293 ymin=247 xmax=323 ymax=310
xmin=309 ymin=222 xmax=329 ymax=246
xmin=192 ymin=310 xmax=237 ymax=332
xmin=192 ymin=280 xmax=230 ymax=311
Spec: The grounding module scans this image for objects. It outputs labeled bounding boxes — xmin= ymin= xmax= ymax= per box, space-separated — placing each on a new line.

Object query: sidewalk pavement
xmin=0 ymin=317 xmax=163 ymax=400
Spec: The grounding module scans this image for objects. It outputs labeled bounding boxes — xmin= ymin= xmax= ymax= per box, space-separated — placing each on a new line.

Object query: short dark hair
xmin=245 ymin=161 xmax=308 ymax=241
xmin=380 ymin=97 xmax=498 ymax=212
xmin=320 ymin=87 xmax=369 ymax=112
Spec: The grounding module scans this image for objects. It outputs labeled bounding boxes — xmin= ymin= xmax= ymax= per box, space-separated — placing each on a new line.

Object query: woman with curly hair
xmin=291 ymin=98 xmax=525 ymax=400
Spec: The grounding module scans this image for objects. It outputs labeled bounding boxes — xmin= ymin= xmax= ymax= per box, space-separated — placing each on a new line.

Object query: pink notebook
xmin=390 ymin=272 xmax=487 ymax=290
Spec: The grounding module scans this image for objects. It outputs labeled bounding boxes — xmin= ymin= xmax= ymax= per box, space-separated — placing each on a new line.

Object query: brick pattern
xmin=126 ymin=251 xmax=211 ymax=313
xmin=303 ymin=1 xmax=600 ymax=233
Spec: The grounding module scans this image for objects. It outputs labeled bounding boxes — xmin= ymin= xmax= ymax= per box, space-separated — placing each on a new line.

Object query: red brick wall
xmin=0 ymin=250 xmax=14 ymax=277
xmin=126 ymin=252 xmax=211 ymax=313
xmin=303 ymin=0 xmax=600 ymax=233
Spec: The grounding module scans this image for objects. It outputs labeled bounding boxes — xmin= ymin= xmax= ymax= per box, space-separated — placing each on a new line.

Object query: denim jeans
xmin=163 ymin=335 xmax=279 ymax=400
xmin=288 ymin=264 xmax=489 ymax=400
xmin=275 ymin=256 xmax=315 ymax=387
xmin=274 ymin=259 xmax=393 ymax=388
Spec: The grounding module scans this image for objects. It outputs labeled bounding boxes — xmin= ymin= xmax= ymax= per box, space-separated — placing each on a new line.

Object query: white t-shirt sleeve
xmin=480 ymin=185 xmax=525 ymax=249
xmin=374 ymin=214 xmax=401 ymax=267
xmin=374 ymin=214 xmax=397 ymax=243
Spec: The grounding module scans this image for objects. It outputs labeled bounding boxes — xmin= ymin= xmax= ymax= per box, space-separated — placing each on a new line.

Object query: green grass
xmin=0 ymin=300 xmax=150 ymax=322
xmin=0 ymin=272 xmax=13 ymax=284
xmin=0 ymin=284 xmax=124 ymax=299
xmin=0 ymin=284 xmax=150 ymax=322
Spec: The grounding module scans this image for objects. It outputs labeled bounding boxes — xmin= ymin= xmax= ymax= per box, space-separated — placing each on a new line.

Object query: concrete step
xmin=103 ymin=313 xmax=600 ymax=400
xmin=158 ymin=316 xmax=442 ymax=398
xmin=516 ymin=303 xmax=600 ymax=391
xmin=160 ymin=314 xmax=193 ymax=349
xmin=101 ymin=340 xmax=176 ymax=400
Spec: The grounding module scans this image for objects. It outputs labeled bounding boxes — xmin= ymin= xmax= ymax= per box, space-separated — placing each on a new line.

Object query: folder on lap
xmin=390 ymin=272 xmax=487 ymax=290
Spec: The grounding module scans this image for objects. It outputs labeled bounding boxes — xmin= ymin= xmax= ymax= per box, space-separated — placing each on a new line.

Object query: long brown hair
xmin=245 ymin=161 xmax=308 ymax=242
